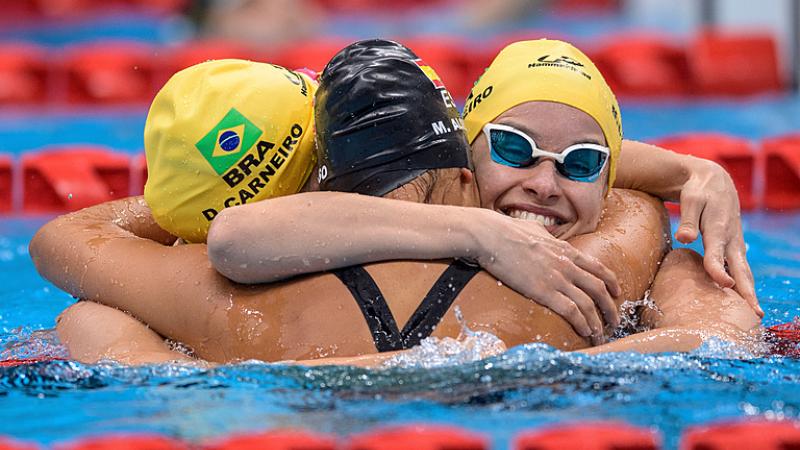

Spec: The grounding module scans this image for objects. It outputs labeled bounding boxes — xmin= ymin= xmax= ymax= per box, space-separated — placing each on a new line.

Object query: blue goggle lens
xmin=489 ymin=129 xmax=606 ymax=182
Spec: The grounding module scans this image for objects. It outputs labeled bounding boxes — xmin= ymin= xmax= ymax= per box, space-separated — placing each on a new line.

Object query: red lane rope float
xmin=766 ymin=320 xmax=800 ymax=358
xmin=0 ymin=357 xmax=66 ymax=368
xmin=761 ymin=135 xmax=800 ymax=211
xmin=203 ymin=430 xmax=336 ymax=450
xmin=593 ymin=34 xmax=689 ymax=98
xmin=650 ymin=134 xmax=757 ymax=210
xmin=0 ymin=437 xmax=39 ymax=450
xmin=689 ymin=31 xmax=784 ymax=96
xmin=514 ymin=422 xmax=661 ymax=450
xmin=345 ymin=425 xmax=488 ymax=450
xmin=54 ymin=434 xmax=188 ymax=450
xmin=680 ymin=420 xmax=800 ymax=450
xmin=21 ymin=146 xmax=131 ymax=213
xmin=0 ymin=154 xmax=11 ymax=213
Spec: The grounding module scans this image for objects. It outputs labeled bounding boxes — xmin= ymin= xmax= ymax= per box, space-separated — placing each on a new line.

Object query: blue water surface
xmin=1 ymin=212 xmax=799 ymax=449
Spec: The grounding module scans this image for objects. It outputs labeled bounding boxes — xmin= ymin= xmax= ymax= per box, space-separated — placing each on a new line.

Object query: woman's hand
xmin=473 ymin=211 xmax=621 ymax=345
xmin=616 ymin=140 xmax=762 ymax=318
xmin=674 ymin=159 xmax=762 ymax=317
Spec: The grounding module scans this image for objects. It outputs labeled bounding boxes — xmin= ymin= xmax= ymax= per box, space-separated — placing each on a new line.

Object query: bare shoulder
xmin=605 ymin=188 xmax=668 ymax=218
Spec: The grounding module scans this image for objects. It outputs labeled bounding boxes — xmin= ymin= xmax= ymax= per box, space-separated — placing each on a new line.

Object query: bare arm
xmin=56 ymin=301 xmax=196 ymax=365
xmin=616 ymin=139 xmax=759 ymax=314
xmin=579 ymin=248 xmax=762 ymax=355
xmin=29 ymin=196 xmax=245 ymax=356
xmin=208 ymin=190 xmax=622 ymax=343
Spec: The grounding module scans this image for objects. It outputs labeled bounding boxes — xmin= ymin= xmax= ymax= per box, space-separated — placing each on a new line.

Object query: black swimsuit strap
xmin=332 ymin=266 xmax=403 ymax=352
xmin=400 ymin=259 xmax=480 ymax=348
xmin=333 ymin=260 xmax=480 ymax=353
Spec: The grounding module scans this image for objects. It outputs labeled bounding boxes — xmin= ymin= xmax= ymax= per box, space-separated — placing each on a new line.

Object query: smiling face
xmin=472 ymin=101 xmax=609 ymax=240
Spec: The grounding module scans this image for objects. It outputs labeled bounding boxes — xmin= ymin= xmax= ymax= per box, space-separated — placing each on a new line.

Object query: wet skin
xmin=472 ymin=101 xmax=608 ymax=240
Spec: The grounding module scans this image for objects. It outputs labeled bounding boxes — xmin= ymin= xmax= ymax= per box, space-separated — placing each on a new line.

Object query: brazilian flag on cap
xmin=195 ymin=108 xmax=263 ymax=175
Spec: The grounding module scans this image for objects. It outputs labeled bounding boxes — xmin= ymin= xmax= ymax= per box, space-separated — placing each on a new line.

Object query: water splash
xmin=382 ymin=307 xmax=507 ymax=369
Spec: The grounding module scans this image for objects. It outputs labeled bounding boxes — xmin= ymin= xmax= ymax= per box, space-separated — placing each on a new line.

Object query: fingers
xmin=535 ymin=290 xmax=600 ymax=344
xmin=726 ymin=240 xmax=763 ymax=317
xmin=570 ymin=269 xmax=620 ymax=331
xmin=675 ymin=192 xmax=702 ymax=244
xmin=702 ymin=235 xmax=735 ymax=289
xmin=559 ymin=283 xmax=607 ymax=346
xmin=571 ymin=250 xmax=621 ymax=299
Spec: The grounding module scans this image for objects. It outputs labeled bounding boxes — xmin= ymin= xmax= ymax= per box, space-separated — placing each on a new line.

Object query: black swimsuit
xmin=332 ymin=260 xmax=480 ymax=352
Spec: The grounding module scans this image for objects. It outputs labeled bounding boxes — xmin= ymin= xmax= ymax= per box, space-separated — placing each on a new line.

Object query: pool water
xmin=1 ymin=210 xmax=799 ymax=449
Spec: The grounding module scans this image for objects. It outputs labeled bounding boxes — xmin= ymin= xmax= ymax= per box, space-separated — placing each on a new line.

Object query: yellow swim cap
xmin=144 ymin=59 xmax=317 ymax=243
xmin=463 ymin=39 xmax=622 ymax=187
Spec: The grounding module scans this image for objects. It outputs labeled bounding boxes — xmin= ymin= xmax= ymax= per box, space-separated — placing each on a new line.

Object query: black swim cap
xmin=315 ymin=39 xmax=472 ymax=196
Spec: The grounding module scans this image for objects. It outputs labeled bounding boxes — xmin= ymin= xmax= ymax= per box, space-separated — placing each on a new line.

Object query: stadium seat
xmin=273 ymin=38 xmax=351 ymax=73
xmin=403 ymin=37 xmax=473 ymax=101
xmin=164 ymin=40 xmax=262 ymax=76
xmin=131 ymin=153 xmax=147 ymax=195
xmin=0 ymin=43 xmax=50 ymax=105
xmin=593 ymin=34 xmax=689 ymax=97
xmin=59 ymin=41 xmax=158 ymax=104
xmin=128 ymin=0 xmax=187 ymax=15
xmin=651 ymin=134 xmax=758 ymax=210
xmin=0 ymin=155 xmax=12 ymax=213
xmin=22 ymin=146 xmax=131 ymax=213
xmin=761 ymin=134 xmax=800 ymax=211
xmin=689 ymin=31 xmax=784 ymax=96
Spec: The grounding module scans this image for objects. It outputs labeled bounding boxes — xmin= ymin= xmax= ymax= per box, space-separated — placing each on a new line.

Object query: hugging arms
xmin=31 ymin=39 xmax=761 ymax=366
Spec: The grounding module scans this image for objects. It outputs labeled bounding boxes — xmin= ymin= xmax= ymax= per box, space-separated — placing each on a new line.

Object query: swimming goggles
xmin=483 ymin=123 xmax=610 ymax=183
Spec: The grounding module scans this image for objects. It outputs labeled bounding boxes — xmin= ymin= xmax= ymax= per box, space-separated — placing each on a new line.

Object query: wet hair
xmin=314 ymin=39 xmax=472 ymax=197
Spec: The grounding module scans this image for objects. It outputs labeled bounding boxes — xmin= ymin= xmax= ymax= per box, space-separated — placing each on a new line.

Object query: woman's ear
xmin=459 ymin=167 xmax=474 ymax=185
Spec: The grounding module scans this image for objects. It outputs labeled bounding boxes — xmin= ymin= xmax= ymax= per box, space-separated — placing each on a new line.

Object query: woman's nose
xmin=519 ymin=159 xmax=561 ymax=202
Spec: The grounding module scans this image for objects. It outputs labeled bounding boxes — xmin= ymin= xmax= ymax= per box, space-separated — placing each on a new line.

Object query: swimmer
xmin=31 ymin=39 xmax=760 ymax=365
xmin=209 ymin=50 xmax=759 ymax=318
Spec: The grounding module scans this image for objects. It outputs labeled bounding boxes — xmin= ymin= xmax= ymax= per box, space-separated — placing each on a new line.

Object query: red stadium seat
xmin=0 ymin=0 xmax=40 ymax=23
xmin=312 ymin=0 xmax=449 ymax=13
xmin=0 ymin=155 xmax=12 ymax=213
xmin=689 ymin=31 xmax=784 ymax=96
xmin=164 ymin=40 xmax=262 ymax=77
xmin=22 ymin=146 xmax=131 ymax=213
xmin=0 ymin=42 xmax=50 ymax=105
xmin=59 ymin=41 xmax=158 ymax=105
xmin=128 ymin=0 xmax=188 ymax=15
xmin=131 ymin=152 xmax=147 ymax=195
xmin=651 ymin=134 xmax=758 ymax=210
xmin=203 ymin=430 xmax=336 ymax=450
xmin=514 ymin=422 xmax=661 ymax=450
xmin=552 ymin=0 xmax=620 ymax=14
xmin=345 ymin=425 xmax=488 ymax=450
xmin=55 ymin=434 xmax=187 ymax=450
xmin=273 ymin=38 xmax=350 ymax=73
xmin=680 ymin=420 xmax=800 ymax=450
xmin=593 ymin=34 xmax=689 ymax=97
xmin=761 ymin=135 xmax=800 ymax=211
xmin=402 ymin=37 xmax=473 ymax=101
